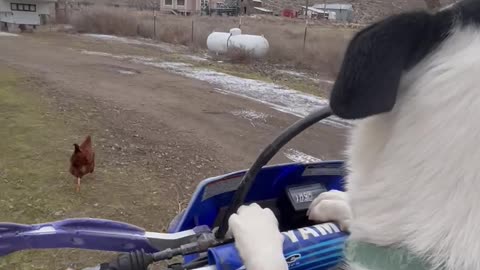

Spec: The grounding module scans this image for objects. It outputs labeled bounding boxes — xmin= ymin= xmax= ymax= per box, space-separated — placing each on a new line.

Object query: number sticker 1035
xmin=287 ymin=183 xmax=327 ymax=211
xmin=294 ymin=191 xmax=314 ymax=203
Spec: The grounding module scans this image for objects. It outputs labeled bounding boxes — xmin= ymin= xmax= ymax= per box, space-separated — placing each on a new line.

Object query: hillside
xmin=74 ymin=0 xmax=458 ymax=23
xmin=260 ymin=0 xmax=457 ymax=23
xmin=348 ymin=0 xmax=457 ymax=23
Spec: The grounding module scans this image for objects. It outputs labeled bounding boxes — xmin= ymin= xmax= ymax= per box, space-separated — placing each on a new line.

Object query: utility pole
xmin=191 ymin=19 xmax=194 ymax=46
xmin=323 ymin=0 xmax=326 ymax=19
xmin=303 ymin=0 xmax=308 ymax=53
xmin=153 ymin=5 xmax=157 ymax=38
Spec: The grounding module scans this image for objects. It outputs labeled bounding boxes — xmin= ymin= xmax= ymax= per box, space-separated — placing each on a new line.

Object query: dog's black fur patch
xmin=458 ymin=0 xmax=480 ymax=26
xmin=329 ymin=1 xmax=479 ymax=120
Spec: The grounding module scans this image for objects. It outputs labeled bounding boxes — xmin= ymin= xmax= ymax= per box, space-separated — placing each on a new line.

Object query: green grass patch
xmin=0 ymin=69 xmax=77 ymax=224
xmin=0 ymin=67 xmax=176 ymax=270
xmin=0 ymin=69 xmax=92 ymax=269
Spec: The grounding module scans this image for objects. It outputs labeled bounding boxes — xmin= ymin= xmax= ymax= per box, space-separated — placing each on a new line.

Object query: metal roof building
xmin=312 ymin=3 xmax=353 ymax=22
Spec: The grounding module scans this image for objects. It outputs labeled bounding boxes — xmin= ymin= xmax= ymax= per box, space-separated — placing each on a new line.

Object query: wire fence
xmin=66 ymin=5 xmax=364 ymax=72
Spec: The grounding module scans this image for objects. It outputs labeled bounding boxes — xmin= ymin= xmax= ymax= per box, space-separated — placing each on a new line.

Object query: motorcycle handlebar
xmin=95 ymin=259 xmax=218 ymax=270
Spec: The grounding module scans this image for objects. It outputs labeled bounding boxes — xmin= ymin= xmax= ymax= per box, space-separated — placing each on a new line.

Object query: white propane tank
xmin=206 ymin=28 xmax=269 ymax=58
xmin=230 ymin=28 xmax=242 ymax=36
xmin=328 ymin=11 xmax=337 ymax=20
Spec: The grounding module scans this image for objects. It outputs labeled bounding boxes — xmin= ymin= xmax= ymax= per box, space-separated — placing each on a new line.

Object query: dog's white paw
xmin=307 ymin=190 xmax=352 ymax=231
xmin=228 ymin=203 xmax=288 ymax=270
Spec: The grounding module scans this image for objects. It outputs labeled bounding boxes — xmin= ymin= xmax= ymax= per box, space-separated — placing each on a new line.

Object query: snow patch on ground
xmin=118 ymin=70 xmax=136 ymax=75
xmin=0 ymin=32 xmax=19 ymax=37
xmin=81 ymin=50 xmax=155 ymax=62
xmin=313 ymin=78 xmax=335 ymax=85
xmin=278 ymin=70 xmax=308 ymax=77
xmin=140 ymin=61 xmax=350 ymax=128
xmin=82 ymin=34 xmax=175 ymax=52
xmin=79 ymin=50 xmax=351 ymax=128
xmin=284 ymin=148 xmax=322 ymax=163
xmin=231 ymin=110 xmax=269 ymax=127
xmin=183 ymin=55 xmax=208 ymax=62
xmin=278 ymin=69 xmax=335 ymax=85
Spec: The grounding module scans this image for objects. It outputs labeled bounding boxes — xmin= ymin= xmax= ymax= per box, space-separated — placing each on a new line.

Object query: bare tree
xmin=424 ymin=0 xmax=442 ymax=10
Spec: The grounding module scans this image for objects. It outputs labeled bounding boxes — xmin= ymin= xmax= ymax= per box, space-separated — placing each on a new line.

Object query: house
xmin=311 ymin=3 xmax=353 ymax=22
xmin=301 ymin=5 xmax=328 ymax=19
xmin=0 ymin=0 xmax=57 ymax=29
xmin=160 ymin=0 xmax=201 ymax=15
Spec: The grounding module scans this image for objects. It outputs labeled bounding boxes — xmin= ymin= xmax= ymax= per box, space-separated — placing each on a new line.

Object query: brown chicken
xmin=69 ymin=135 xmax=95 ymax=192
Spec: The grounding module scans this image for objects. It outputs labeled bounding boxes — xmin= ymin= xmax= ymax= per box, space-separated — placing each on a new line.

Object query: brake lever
xmin=96 ymin=231 xmax=230 ymax=270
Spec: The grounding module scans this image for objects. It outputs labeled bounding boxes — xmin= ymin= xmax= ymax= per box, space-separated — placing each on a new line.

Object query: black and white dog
xmin=228 ymin=1 xmax=480 ymax=269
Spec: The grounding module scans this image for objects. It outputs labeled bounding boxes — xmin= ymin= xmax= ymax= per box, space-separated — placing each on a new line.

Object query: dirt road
xmin=1 ymin=32 xmax=347 ymax=167
xmin=0 ymin=32 xmax=346 ymax=269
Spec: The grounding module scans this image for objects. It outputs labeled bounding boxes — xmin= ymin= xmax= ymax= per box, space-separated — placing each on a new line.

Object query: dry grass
xmin=71 ymin=7 xmax=141 ymax=36
xmin=222 ymin=47 xmax=255 ymax=64
xmin=70 ymin=7 xmax=356 ymax=74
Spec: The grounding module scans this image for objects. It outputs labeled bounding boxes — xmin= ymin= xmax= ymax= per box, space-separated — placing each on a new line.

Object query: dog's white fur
xmin=307 ymin=189 xmax=351 ymax=231
xmin=228 ymin=203 xmax=289 ymax=270
xmin=341 ymin=24 xmax=480 ymax=270
xmin=229 ymin=18 xmax=480 ymax=270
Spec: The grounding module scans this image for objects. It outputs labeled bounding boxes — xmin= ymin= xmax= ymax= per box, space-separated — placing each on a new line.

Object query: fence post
xmin=303 ymin=21 xmax=308 ymax=53
xmin=303 ymin=0 xmax=309 ymax=54
xmin=153 ymin=8 xmax=157 ymax=39
xmin=191 ymin=19 xmax=195 ymax=47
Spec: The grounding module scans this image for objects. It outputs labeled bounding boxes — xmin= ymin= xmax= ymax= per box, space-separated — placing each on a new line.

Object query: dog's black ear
xmin=330 ymin=11 xmax=446 ymax=119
